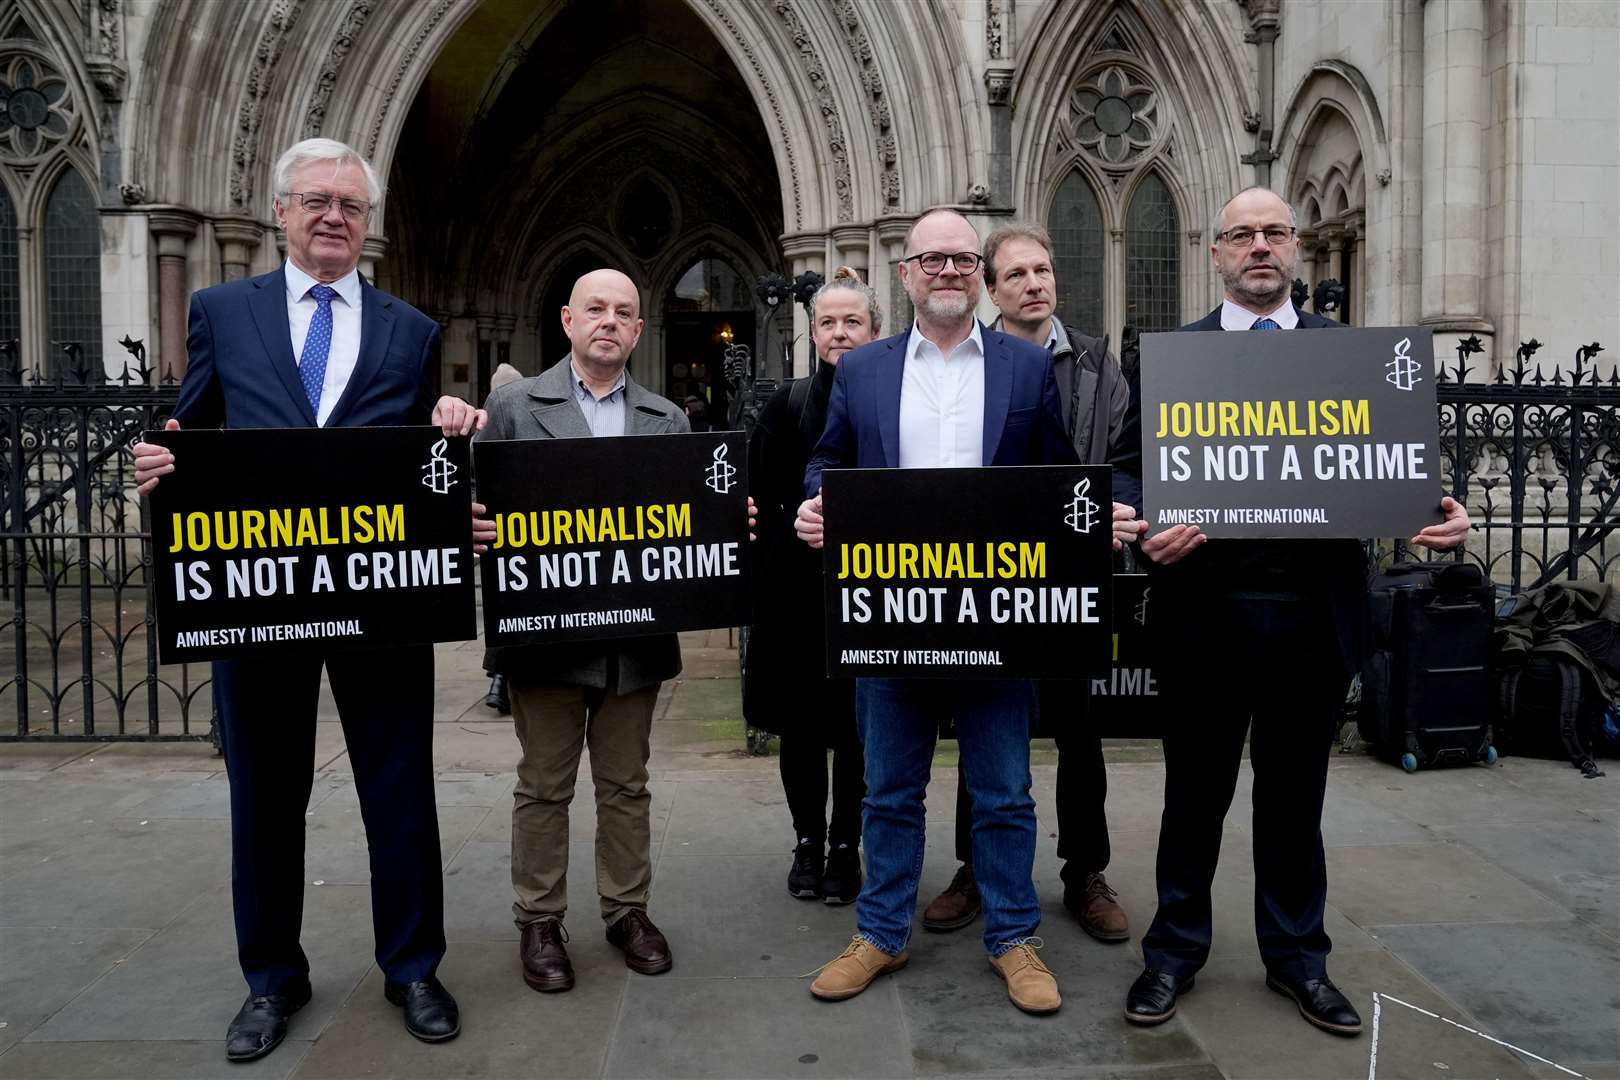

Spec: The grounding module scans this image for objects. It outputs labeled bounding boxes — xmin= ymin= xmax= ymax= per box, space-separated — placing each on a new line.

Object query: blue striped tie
xmin=1251 ymin=317 xmax=1280 ymax=330
xmin=300 ymin=284 xmax=337 ymax=418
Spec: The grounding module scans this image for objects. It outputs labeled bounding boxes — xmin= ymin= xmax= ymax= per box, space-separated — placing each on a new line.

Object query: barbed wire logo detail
xmin=1386 ymin=336 xmax=1422 ymax=392
xmin=422 ymin=438 xmax=458 ymax=494
xmin=705 ymin=443 xmax=736 ymax=494
xmin=1065 ymin=478 xmax=1099 ymax=534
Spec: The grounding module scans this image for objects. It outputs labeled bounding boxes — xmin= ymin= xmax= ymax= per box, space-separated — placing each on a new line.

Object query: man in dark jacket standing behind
xmin=921 ymin=223 xmax=1139 ymax=945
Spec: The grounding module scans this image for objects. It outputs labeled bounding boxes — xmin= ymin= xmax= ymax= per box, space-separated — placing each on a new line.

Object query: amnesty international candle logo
xmin=1386 ymin=336 xmax=1421 ymax=392
xmin=421 ymin=437 xmax=459 ymax=494
xmin=1140 ymin=325 xmax=1443 ymax=539
xmin=823 ymin=465 xmax=1113 ymax=680
xmin=1065 ymin=478 xmax=1100 ymax=534
xmin=476 ymin=431 xmax=751 ymax=645
xmin=704 ymin=442 xmax=737 ymax=494
xmin=146 ymin=427 xmax=476 ymax=663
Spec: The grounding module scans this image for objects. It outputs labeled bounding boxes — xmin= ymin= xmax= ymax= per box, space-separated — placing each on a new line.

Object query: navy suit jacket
xmin=173 ymin=266 xmax=439 ymax=429
xmin=1151 ymin=303 xmax=1371 ymax=673
xmin=804 ymin=323 xmax=1078 ymax=498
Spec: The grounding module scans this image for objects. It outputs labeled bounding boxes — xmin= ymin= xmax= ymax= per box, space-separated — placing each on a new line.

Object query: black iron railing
xmin=1 ymin=334 xmax=1612 ymax=741
xmin=1 ymin=338 xmax=212 ymax=741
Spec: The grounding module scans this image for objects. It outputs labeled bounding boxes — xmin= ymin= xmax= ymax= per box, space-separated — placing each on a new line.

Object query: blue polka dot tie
xmin=300 ymin=284 xmax=336 ymax=419
xmin=1251 ymin=317 xmax=1280 ymax=330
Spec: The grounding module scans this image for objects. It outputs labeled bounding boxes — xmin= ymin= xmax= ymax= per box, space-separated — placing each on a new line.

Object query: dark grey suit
xmin=476 ymin=357 xmax=689 ymax=927
xmin=477 ymin=360 xmax=688 ymax=693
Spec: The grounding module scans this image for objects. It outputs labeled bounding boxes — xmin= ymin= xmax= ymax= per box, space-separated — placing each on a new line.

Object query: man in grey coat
xmin=473 ymin=269 xmax=688 ymax=995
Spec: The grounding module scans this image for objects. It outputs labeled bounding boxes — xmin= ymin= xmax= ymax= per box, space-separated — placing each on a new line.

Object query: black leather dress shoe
xmin=605 ymin=909 xmax=673 ymax=974
xmin=384 ymin=976 xmax=461 ymax=1043
xmin=520 ymin=918 xmax=574 ymax=992
xmin=484 ymin=674 xmax=510 ymax=714
xmin=224 ymin=979 xmax=312 ymax=1062
xmin=1266 ymin=973 xmax=1363 ymax=1035
xmin=1123 ymin=968 xmax=1195 ymax=1026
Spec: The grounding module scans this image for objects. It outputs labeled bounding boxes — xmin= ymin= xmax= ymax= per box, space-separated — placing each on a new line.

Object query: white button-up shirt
xmin=284 ymin=261 xmax=362 ymax=426
xmin=1219 ymin=296 xmax=1299 ymax=331
xmin=898 ymin=320 xmax=985 ymax=468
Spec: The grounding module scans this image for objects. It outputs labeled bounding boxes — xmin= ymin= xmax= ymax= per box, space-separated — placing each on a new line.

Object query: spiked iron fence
xmin=1 ymin=335 xmax=1613 ymax=741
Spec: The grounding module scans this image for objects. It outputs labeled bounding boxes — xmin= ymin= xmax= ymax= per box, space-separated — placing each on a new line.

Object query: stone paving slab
xmin=1 ymin=633 xmax=1616 ymax=1080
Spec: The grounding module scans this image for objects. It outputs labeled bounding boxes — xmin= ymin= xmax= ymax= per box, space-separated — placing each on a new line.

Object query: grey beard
xmin=1222 ymin=258 xmax=1294 ymax=310
xmin=916 ymin=291 xmax=973 ymax=320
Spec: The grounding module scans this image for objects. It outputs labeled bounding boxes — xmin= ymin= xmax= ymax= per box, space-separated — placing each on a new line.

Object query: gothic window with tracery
xmin=44 ymin=167 xmax=101 ymax=372
xmin=0 ymin=183 xmax=18 ymax=348
xmin=1069 ymin=66 xmax=1157 ymax=166
xmin=1048 ymin=169 xmax=1106 ymax=338
xmin=1124 ymin=172 xmax=1179 ymax=333
xmin=0 ymin=53 xmax=75 ymax=162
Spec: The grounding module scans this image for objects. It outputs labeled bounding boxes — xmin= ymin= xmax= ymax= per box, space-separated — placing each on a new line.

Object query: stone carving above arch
xmin=302 ymin=0 xmax=373 ymax=139
xmin=830 ymin=0 xmax=899 ymax=210
xmin=228 ymin=0 xmax=306 ymax=211
xmin=770 ymin=0 xmax=853 ymax=223
xmin=364 ymin=0 xmax=455 ymax=159
xmin=0 ymin=48 xmax=79 ymax=163
xmin=1068 ymin=64 xmax=1159 ymax=169
xmin=696 ymin=0 xmax=802 ymax=229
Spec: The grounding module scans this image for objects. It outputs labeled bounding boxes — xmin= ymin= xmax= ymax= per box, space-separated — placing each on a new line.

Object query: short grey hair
xmin=1210 ymin=186 xmax=1296 ymax=242
xmin=812 ymin=266 xmax=883 ymax=334
xmin=272 ymin=138 xmax=383 ymax=209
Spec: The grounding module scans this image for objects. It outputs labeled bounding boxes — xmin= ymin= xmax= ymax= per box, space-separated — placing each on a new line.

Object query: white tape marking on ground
xmin=1376 ymin=992 xmax=1588 ymax=1079
xmin=1367 ymin=993 xmax=1382 ymax=1080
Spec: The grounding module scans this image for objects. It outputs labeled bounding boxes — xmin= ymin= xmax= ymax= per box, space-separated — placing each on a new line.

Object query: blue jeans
xmin=854 ymin=677 xmax=1040 ymax=956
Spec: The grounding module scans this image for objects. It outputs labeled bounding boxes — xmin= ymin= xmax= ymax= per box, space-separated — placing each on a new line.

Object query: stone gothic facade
xmin=0 ymin=0 xmax=1614 ymax=401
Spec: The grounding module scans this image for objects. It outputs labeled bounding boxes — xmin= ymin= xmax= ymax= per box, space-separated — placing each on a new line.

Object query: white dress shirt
xmin=898 ymin=320 xmax=985 ymax=468
xmin=1219 ymin=296 xmax=1298 ymax=331
xmin=284 ymin=260 xmax=363 ymax=426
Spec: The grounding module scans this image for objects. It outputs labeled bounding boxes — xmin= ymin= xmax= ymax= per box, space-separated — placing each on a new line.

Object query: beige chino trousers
xmin=509 ymin=677 xmax=659 ymax=926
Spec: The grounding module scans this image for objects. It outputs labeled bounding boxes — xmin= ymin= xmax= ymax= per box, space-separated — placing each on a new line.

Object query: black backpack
xmin=1494 ymin=617 xmax=1620 ymax=779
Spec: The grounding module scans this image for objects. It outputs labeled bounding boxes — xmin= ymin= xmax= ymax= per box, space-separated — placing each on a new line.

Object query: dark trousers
xmin=216 ymin=646 xmax=445 ymax=996
xmin=954 ymin=687 xmax=1109 ymax=884
xmin=780 ymin=736 xmax=865 ymax=848
xmin=1140 ymin=595 xmax=1346 ymax=984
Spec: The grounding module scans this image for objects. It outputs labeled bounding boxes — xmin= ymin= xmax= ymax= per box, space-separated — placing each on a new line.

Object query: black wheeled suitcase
xmin=1358 ymin=561 xmax=1497 ymax=771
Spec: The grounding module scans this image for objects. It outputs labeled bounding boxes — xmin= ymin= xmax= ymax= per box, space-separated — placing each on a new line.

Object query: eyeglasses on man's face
xmin=282 ymin=191 xmax=372 ymax=222
xmin=903 ymin=250 xmax=984 ymax=276
xmin=1217 ymin=226 xmax=1295 ymax=248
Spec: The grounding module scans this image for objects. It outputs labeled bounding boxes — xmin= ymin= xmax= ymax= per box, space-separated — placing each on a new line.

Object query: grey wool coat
xmin=476 ymin=358 xmax=691 ymax=694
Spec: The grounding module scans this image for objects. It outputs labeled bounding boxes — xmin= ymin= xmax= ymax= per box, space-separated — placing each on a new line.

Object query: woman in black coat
xmin=746 ymin=268 xmax=881 ymax=904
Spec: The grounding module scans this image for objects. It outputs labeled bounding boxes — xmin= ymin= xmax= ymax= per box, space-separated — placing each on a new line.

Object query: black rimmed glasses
xmin=282 ymin=191 xmax=372 ymax=221
xmin=1217 ymin=225 xmax=1295 ymax=248
xmin=903 ymin=250 xmax=984 ymax=276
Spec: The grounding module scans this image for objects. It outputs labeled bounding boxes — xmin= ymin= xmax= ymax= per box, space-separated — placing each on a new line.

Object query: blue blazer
xmin=804 ymin=324 xmax=1078 ymax=497
xmin=173 ymin=266 xmax=439 ymax=429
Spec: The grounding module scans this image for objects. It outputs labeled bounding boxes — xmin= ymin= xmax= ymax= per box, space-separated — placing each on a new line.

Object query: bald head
xmin=563 ymin=267 xmax=644 ymax=381
xmin=904 ymin=207 xmax=977 ymax=257
xmin=1210 ymin=188 xmax=1299 ymax=314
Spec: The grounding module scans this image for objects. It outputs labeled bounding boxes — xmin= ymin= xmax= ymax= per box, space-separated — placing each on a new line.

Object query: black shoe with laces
xmin=822 ymin=843 xmax=861 ymax=905
xmin=787 ymin=838 xmax=824 ymax=899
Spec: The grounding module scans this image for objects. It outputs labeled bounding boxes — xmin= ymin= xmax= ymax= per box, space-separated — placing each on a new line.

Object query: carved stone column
xmin=984 ymin=66 xmax=1015 ymax=208
xmin=1240 ymin=0 xmax=1283 ymax=184
xmin=495 ymin=314 xmax=516 ymax=378
xmin=1421 ymin=0 xmax=1493 ymax=359
xmin=875 ymin=215 xmax=914 ymax=335
xmin=781 ymin=231 xmax=828 ymax=378
xmin=148 ymin=208 xmax=200 ymax=377
xmin=360 ymin=236 xmax=387 ymax=285
xmin=474 ymin=314 xmax=497 ymax=401
xmin=213 ymin=217 xmax=262 ymax=282
xmin=829 ymin=224 xmax=871 ymax=281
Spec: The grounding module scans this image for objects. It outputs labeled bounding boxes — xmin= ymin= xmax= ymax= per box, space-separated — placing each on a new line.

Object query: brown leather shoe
xmin=990 ymin=941 xmax=1061 ymax=1014
xmin=606 ymin=909 xmax=673 ymax=975
xmin=1068 ymin=871 xmax=1130 ymax=942
xmin=519 ymin=918 xmax=574 ymax=993
xmin=810 ymin=936 xmax=908 ymax=1001
xmin=921 ymin=863 xmax=980 ymax=932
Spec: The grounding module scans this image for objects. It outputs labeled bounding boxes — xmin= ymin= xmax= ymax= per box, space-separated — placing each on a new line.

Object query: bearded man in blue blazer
xmin=795 ymin=208 xmax=1142 ymax=1015
xmin=133 ymin=138 xmax=483 ymax=1062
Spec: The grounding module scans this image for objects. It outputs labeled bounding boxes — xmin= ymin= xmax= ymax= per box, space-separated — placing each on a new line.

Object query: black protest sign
xmin=1140 ymin=325 xmax=1441 ymax=538
xmin=1085 ymin=574 xmax=1168 ymax=738
xmin=147 ymin=427 xmax=476 ymax=664
xmin=822 ymin=466 xmax=1114 ymax=680
xmin=476 ymin=431 xmax=751 ymax=645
